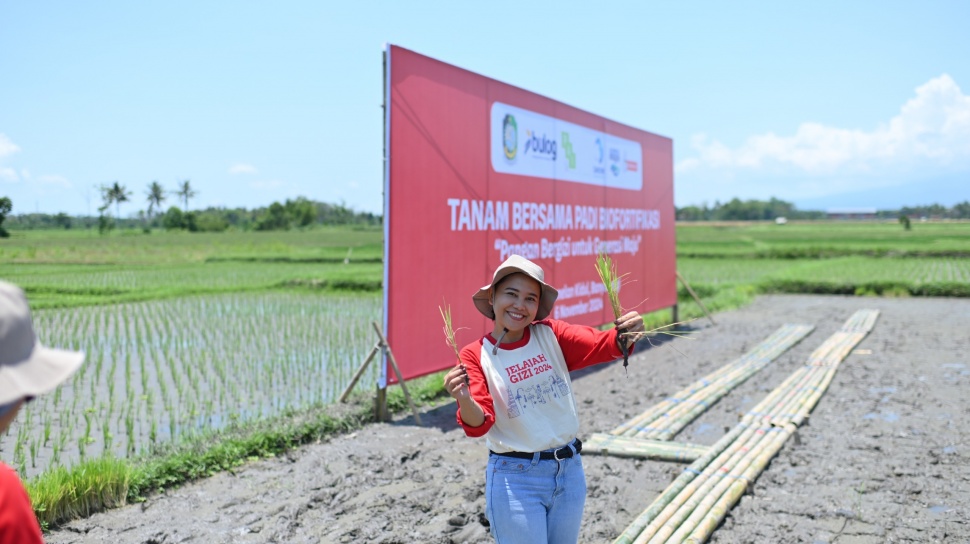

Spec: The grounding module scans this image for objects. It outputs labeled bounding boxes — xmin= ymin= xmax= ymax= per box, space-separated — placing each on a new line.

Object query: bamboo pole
xmin=683 ymin=424 xmax=794 ymax=543
xmin=661 ymin=383 xmax=803 ymax=542
xmin=339 ymin=343 xmax=381 ymax=403
xmin=612 ymin=423 xmax=749 ymax=544
xmin=583 ymin=434 xmax=709 ymax=462
xmin=665 ymin=431 xmax=770 ymax=542
xmin=637 ymin=426 xmax=767 ymax=544
xmin=632 ymin=370 xmax=816 ymax=542
xmin=743 ymin=366 xmax=810 ymax=424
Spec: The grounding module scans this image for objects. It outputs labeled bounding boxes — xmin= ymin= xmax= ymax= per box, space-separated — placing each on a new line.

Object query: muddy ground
xmin=47 ymin=295 xmax=969 ymax=543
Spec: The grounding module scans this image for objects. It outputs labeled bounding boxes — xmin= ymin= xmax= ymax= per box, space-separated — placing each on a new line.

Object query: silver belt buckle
xmin=554 ymin=446 xmax=568 ymax=460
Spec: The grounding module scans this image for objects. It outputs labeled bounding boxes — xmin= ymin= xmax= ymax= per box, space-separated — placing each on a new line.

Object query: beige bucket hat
xmin=0 ymin=281 xmax=84 ymax=405
xmin=472 ymin=255 xmax=559 ymax=321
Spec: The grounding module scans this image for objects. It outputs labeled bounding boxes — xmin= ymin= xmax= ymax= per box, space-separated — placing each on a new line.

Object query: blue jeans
xmin=485 ymin=446 xmax=587 ymax=544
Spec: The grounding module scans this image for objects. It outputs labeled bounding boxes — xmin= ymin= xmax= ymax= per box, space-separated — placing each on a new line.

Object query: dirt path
xmin=47 ymin=295 xmax=969 ymax=543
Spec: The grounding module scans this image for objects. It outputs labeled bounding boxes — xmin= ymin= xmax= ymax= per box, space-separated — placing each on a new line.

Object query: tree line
xmin=1 ymin=180 xmax=380 ymax=234
xmin=675 ymin=197 xmax=970 ymax=221
xmin=4 ymin=191 xmax=970 ymax=236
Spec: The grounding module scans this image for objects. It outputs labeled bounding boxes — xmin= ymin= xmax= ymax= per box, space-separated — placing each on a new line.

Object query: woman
xmin=0 ymin=281 xmax=85 ymax=543
xmin=444 ymin=255 xmax=644 ymax=544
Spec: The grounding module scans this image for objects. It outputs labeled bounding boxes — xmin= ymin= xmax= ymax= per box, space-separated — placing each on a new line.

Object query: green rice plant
xmin=595 ymin=253 xmax=696 ymax=364
xmin=102 ymin=425 xmax=112 ymax=453
xmin=594 ymin=253 xmax=626 ymax=318
xmin=42 ymin=420 xmax=52 ymax=447
xmin=0 ymin=292 xmax=377 ymax=478
xmin=26 ymin=456 xmax=131 ymax=529
xmin=29 ymin=439 xmax=38 ymax=468
xmin=82 ymin=410 xmax=93 ymax=446
xmin=50 ymin=442 xmax=60 ymax=467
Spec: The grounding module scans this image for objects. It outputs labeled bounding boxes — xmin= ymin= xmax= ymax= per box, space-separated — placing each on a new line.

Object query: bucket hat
xmin=472 ymin=255 xmax=559 ymax=321
xmin=0 ymin=281 xmax=84 ymax=405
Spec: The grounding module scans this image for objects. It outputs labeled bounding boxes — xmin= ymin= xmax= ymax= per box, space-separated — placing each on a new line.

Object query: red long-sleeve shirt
xmin=456 ymin=318 xmax=623 ymax=453
xmin=0 ymin=462 xmax=43 ymax=544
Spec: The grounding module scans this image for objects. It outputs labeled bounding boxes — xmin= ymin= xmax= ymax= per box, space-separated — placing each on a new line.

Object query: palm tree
xmin=107 ymin=182 xmax=132 ymax=220
xmin=146 ymin=181 xmax=166 ymax=218
xmin=176 ymin=179 xmax=197 ymax=210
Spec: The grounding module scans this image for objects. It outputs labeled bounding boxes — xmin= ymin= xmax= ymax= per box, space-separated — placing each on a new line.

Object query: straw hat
xmin=472 ymin=255 xmax=559 ymax=321
xmin=0 ymin=281 xmax=84 ymax=405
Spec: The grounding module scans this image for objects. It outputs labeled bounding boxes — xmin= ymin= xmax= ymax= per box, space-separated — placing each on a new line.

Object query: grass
xmin=679 ymin=256 xmax=970 ymax=299
xmin=0 ymin=226 xmax=383 ymax=265
xmin=0 ymin=227 xmax=384 ymax=309
xmin=676 ymin=220 xmax=970 ymax=258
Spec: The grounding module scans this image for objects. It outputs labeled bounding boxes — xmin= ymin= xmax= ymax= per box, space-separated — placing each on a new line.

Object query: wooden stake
xmin=676 ymin=271 xmax=716 ymax=326
xmin=339 ymin=343 xmax=381 ymax=403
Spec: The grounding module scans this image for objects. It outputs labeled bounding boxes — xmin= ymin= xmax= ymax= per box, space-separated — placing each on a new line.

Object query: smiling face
xmin=490 ymin=273 xmax=542 ymax=343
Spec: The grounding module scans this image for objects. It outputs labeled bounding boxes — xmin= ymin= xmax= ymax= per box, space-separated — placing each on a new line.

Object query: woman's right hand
xmin=444 ymin=365 xmax=470 ymax=400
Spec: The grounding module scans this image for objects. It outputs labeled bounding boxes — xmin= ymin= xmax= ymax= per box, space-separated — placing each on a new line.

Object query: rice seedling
xmin=439 ymin=301 xmax=468 ymax=386
xmin=0 ymin=292 xmax=381 ymax=479
xmin=594 ymin=252 xmax=632 ymax=372
xmin=594 ymin=253 xmax=695 ymax=373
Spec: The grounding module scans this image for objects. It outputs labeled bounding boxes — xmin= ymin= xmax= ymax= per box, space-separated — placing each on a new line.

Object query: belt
xmin=490 ymin=439 xmax=582 ymax=461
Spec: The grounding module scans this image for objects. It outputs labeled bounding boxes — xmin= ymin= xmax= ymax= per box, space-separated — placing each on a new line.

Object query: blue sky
xmin=1 ymin=1 xmax=968 ymax=217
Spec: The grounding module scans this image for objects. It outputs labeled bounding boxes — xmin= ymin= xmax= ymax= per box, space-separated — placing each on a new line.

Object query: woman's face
xmin=491 ymin=273 xmax=541 ymax=340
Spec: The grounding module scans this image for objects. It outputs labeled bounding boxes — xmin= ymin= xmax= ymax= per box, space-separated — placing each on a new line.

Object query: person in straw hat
xmin=444 ymin=255 xmax=644 ymax=544
xmin=0 ymin=281 xmax=85 ymax=542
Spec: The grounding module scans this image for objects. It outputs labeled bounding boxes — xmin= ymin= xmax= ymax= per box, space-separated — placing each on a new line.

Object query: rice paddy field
xmin=1 ymin=220 xmax=968 ymax=486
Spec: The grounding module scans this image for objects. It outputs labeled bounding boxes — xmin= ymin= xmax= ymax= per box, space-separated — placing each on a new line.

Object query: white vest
xmin=479 ymin=323 xmax=580 ymax=453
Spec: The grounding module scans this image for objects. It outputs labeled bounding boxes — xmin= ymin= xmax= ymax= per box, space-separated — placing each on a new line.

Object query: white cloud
xmin=229 ymin=163 xmax=258 ymax=175
xmin=0 ymin=167 xmax=18 ymax=183
xmin=677 ymin=74 xmax=970 ymax=176
xmin=0 ymin=134 xmax=20 ymax=158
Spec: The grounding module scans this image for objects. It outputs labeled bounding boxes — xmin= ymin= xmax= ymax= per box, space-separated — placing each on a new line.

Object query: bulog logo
xmin=503 ymin=114 xmax=518 ymax=160
xmin=524 ymin=130 xmax=557 ymax=160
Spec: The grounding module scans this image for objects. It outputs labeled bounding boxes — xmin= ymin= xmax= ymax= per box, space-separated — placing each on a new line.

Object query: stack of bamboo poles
xmin=584 ymin=324 xmax=813 ymax=459
xmin=611 ymin=324 xmax=814 ymax=441
xmin=613 ymin=309 xmax=879 ymax=544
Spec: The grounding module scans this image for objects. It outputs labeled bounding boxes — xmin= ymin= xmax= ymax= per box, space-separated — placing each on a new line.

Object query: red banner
xmin=383 ymin=45 xmax=675 ymax=384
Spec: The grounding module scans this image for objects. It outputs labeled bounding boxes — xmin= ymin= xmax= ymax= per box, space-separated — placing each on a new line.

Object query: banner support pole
xmin=371 ymin=321 xmax=423 ymax=425
xmin=338 ymin=322 xmax=423 ymax=426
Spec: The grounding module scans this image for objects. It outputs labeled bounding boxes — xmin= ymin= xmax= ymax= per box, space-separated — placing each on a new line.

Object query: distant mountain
xmin=794 ymin=174 xmax=967 ymax=211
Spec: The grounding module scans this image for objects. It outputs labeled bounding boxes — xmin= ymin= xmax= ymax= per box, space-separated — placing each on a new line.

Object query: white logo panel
xmin=490 ymin=102 xmax=643 ymax=190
